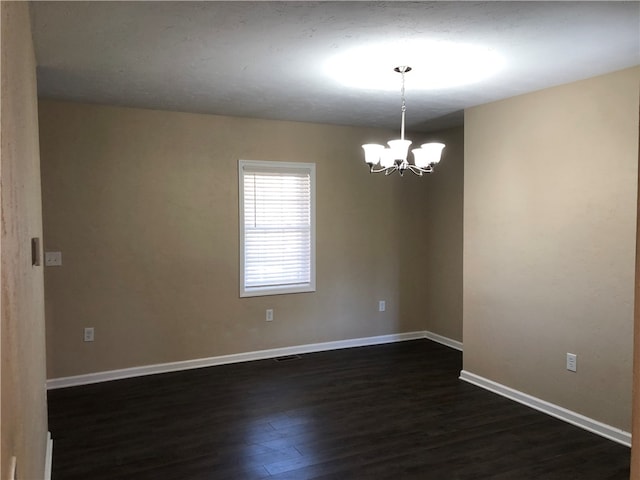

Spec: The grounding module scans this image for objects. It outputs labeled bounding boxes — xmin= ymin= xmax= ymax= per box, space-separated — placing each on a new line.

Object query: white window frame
xmin=239 ymin=159 xmax=316 ymax=297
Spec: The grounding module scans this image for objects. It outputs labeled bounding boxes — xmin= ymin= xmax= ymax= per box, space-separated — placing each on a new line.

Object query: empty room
xmin=2 ymin=1 xmax=640 ymax=479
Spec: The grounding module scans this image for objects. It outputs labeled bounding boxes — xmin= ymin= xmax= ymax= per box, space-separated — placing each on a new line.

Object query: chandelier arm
xmin=369 ymin=165 xmax=397 ymax=175
xmin=406 ymin=164 xmax=434 ymax=176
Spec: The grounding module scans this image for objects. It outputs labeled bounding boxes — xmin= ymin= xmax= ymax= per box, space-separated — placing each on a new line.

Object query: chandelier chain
xmin=400 ymin=69 xmax=406 ymax=140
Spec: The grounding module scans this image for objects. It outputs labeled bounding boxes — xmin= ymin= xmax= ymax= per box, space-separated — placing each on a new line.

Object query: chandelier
xmin=362 ymin=66 xmax=445 ymax=176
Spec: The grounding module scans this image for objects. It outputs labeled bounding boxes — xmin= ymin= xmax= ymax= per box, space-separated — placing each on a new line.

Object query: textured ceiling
xmin=30 ymin=1 xmax=640 ymax=132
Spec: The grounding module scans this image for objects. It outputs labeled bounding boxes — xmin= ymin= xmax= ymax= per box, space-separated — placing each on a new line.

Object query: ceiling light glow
xmin=324 ymin=40 xmax=504 ymax=91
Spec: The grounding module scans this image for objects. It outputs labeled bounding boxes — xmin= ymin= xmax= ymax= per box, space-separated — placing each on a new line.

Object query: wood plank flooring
xmin=47 ymin=340 xmax=631 ymax=479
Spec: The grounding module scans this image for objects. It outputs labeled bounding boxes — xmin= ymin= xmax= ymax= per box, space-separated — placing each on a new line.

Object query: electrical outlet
xmin=378 ymin=300 xmax=386 ymax=312
xmin=45 ymin=251 xmax=62 ymax=266
xmin=566 ymin=353 xmax=577 ymax=372
xmin=84 ymin=327 xmax=95 ymax=342
xmin=266 ymin=309 xmax=274 ymax=322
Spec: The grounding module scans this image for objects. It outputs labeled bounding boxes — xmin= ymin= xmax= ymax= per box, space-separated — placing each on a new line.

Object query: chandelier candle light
xmin=362 ymin=66 xmax=445 ymax=176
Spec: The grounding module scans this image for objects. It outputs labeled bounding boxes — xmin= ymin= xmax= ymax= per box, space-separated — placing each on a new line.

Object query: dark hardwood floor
xmin=47 ymin=340 xmax=631 ymax=479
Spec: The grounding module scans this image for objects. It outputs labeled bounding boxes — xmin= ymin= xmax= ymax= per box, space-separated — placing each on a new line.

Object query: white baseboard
xmin=49 ymin=331 xmax=451 ymax=389
xmin=424 ymin=331 xmax=463 ymax=351
xmin=9 ymin=456 xmax=16 ymax=480
xmin=459 ymin=370 xmax=631 ymax=447
xmin=44 ymin=431 xmax=53 ymax=480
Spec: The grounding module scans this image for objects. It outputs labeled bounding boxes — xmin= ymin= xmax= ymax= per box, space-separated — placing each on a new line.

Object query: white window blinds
xmin=239 ymin=160 xmax=316 ymax=297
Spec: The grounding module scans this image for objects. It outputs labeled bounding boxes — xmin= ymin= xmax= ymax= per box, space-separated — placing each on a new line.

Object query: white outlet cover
xmin=378 ymin=301 xmax=386 ymax=312
xmin=45 ymin=251 xmax=62 ymax=266
xmin=567 ymin=353 xmax=577 ymax=372
xmin=84 ymin=327 xmax=95 ymax=342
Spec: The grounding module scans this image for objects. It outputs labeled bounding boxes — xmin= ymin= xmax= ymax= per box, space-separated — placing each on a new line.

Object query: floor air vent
xmin=274 ymin=354 xmax=301 ymax=362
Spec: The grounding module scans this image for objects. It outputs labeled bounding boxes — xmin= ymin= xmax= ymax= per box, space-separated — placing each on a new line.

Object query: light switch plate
xmin=45 ymin=251 xmax=62 ymax=266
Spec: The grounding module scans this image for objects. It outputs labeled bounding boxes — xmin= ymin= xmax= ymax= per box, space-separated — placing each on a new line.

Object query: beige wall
xmin=632 ymin=123 xmax=640 ymax=476
xmin=1 ymin=2 xmax=49 ymax=479
xmin=464 ymin=67 xmax=640 ymax=431
xmin=39 ymin=100 xmax=463 ymax=379
xmin=399 ymin=127 xmax=464 ymax=342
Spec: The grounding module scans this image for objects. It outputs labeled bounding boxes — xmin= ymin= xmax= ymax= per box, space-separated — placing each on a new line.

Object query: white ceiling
xmin=30 ymin=1 xmax=640 ymax=132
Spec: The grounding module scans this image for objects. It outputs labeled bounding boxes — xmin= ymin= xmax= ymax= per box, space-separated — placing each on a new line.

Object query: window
xmin=239 ymin=160 xmax=316 ymax=297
